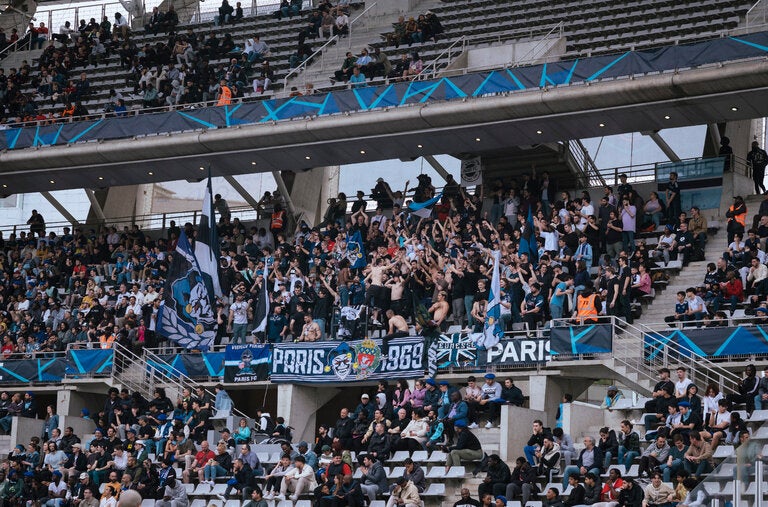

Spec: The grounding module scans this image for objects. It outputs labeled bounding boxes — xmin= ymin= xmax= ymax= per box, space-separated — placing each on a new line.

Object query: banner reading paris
xmin=270 ymin=337 xmax=425 ymax=383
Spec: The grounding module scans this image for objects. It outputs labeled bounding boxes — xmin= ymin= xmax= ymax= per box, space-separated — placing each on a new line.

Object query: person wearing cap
xmin=385 ymin=475 xmax=420 ymax=507
xmin=494 ymin=495 xmax=507 ymax=507
xmin=153 ymin=413 xmax=173 ymax=456
xmin=64 ymin=441 xmax=88 ymax=480
xmin=444 ymin=419 xmax=483 ymax=473
xmin=297 ymin=441 xmax=318 ymax=470
xmin=478 ymin=374 xmax=502 ymax=428
xmin=670 ymin=401 xmax=702 ymax=445
xmin=47 ymin=469 xmax=69 ymax=506
xmin=422 ymin=379 xmax=441 ymax=413
xmin=73 ymin=471 xmax=99 ymax=504
xmin=600 ymin=385 xmax=624 ymax=411
xmin=353 ymin=393 xmax=375 ymax=421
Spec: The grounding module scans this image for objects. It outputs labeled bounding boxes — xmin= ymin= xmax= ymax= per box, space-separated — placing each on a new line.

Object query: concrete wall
xmin=10 ymin=416 xmax=44 ymax=450
xmin=448 ymin=38 xmax=565 ymax=73
xmin=290 ymin=166 xmax=339 ymax=226
xmin=59 ymin=416 xmax=97 ymax=439
xmin=276 ymin=384 xmax=342 ymax=444
xmin=561 ymin=401 xmax=605 ymax=441
xmin=499 ymin=405 xmax=547 ymax=462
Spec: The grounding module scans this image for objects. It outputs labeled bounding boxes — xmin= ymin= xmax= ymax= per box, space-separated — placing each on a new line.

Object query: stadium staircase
xmin=110 ymin=342 xmax=250 ymax=424
xmin=634 ymin=221 xmax=729 ymax=327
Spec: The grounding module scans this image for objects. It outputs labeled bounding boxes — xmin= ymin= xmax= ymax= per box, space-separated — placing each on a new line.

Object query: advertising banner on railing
xmin=482 ymin=338 xmax=550 ymax=366
xmin=66 ymin=349 xmax=113 ymax=377
xmin=271 ymin=337 xmax=425 ymax=383
xmin=224 ymin=344 xmax=271 ymax=383
xmin=644 ymin=325 xmax=768 ymax=359
xmin=549 ymin=324 xmax=613 ymax=356
xmin=151 ymin=352 xmax=226 ymax=379
xmin=0 ymin=356 xmax=67 ymax=383
xmin=434 ymin=332 xmax=479 ymax=368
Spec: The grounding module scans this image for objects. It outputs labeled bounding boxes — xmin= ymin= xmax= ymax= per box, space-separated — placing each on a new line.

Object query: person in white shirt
xmin=228 ymin=294 xmax=251 ymax=344
xmin=276 ymin=455 xmax=316 ymax=501
xmin=674 ymin=366 xmax=693 ymax=398
xmin=684 ymin=288 xmax=706 ymax=329
xmin=113 ymin=12 xmax=130 ymax=39
xmin=577 ymin=197 xmax=594 ymax=232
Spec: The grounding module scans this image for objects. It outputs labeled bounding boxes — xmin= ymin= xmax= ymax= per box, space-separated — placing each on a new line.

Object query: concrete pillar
xmin=288 ymin=166 xmax=340 ymax=226
xmin=527 ymin=375 xmax=592 ymax=428
xmin=102 ymin=185 xmax=139 ymax=225
xmin=276 ymin=384 xmax=341 ymax=444
xmin=499 ymin=405 xmax=546 ymax=462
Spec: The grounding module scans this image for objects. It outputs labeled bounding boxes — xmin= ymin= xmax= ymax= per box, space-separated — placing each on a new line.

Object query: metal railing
xmin=111 ymin=341 xmax=251 ymax=420
xmin=566 ymin=139 xmax=607 ymax=188
xmin=597 ymin=154 xmax=747 ymax=185
xmin=416 ymin=35 xmax=467 ymax=79
xmin=510 ymin=21 xmax=564 ymax=68
xmin=347 ymin=1 xmax=377 ymax=48
xmin=617 ymin=318 xmax=742 ymax=394
xmin=0 ymin=202 xmax=266 ymax=237
xmin=746 ymin=0 xmax=768 ymax=31
xmin=283 ymin=35 xmax=340 ymax=90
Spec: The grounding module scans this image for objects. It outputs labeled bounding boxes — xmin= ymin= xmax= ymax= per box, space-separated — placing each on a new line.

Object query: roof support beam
xmin=84 ymin=189 xmax=106 ymax=223
xmin=708 ymin=123 xmax=722 ymax=151
xmin=223 ymin=175 xmax=261 ymax=211
xmin=644 ymin=130 xmax=681 ymax=162
xmin=272 ymin=171 xmax=297 ymax=217
xmin=423 ymin=155 xmax=451 ymax=182
xmin=40 ymin=191 xmax=79 ymax=227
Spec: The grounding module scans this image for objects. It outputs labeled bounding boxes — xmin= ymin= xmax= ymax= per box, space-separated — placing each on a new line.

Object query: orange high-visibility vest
xmin=216 ymin=85 xmax=232 ymax=106
xmin=576 ymin=294 xmax=598 ymax=321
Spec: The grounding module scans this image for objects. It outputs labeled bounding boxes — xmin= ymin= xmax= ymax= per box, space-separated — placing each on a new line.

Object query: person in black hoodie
xmin=478 ymin=454 xmax=510 ymax=499
xmin=563 ymin=474 xmax=584 ymax=507
xmin=505 ymin=457 xmax=538 ymax=506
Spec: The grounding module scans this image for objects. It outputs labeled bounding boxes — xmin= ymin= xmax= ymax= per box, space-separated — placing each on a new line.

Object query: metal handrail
xmin=417 ymin=35 xmax=467 ymax=79
xmin=282 ymin=35 xmax=339 ymax=89
xmin=347 ymin=1 xmax=377 ymax=48
xmin=510 ymin=21 xmax=564 ymax=68
xmin=0 ymin=201 xmax=267 ymax=237
xmin=746 ymin=0 xmax=767 ymax=30
xmin=111 ymin=341 xmax=251 ymax=420
xmin=567 ymin=139 xmax=607 ymax=188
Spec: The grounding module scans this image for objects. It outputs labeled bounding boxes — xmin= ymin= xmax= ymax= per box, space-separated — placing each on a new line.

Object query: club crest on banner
xmin=353 ymin=338 xmax=382 ymax=379
xmin=172 ymin=268 xmax=215 ymax=335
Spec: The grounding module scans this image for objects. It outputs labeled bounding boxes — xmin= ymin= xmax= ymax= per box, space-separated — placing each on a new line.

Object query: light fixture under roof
xmin=360 ymin=150 xmax=366 ymax=154
xmin=199 ymin=166 xmax=205 ymax=170
xmin=664 ymin=115 xmax=671 ymax=120
xmin=417 ymin=144 xmax=423 ymax=148
xmin=475 ymin=137 xmax=481 ymax=142
xmin=731 ymin=106 xmax=739 ymax=112
xmin=305 ymin=156 xmax=311 ymax=160
xmin=98 ymin=176 xmax=104 ymax=180
xmin=599 ymin=123 xmax=605 ymax=127
xmin=148 ymin=171 xmax=154 ymax=175
xmin=536 ymin=130 xmax=543 ymax=134
xmin=251 ymin=161 xmax=256 ymax=165
xmin=49 ymin=180 xmax=55 ymax=184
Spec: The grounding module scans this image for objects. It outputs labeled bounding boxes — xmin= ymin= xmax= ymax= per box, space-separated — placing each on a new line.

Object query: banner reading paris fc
xmin=157 ymin=230 xmax=218 ymax=350
xmin=224 ymin=344 xmax=271 ymax=383
xmin=271 ymin=337 xmax=425 ymax=383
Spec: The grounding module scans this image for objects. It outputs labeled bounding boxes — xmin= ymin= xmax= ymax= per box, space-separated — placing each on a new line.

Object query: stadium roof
xmin=2 ymin=57 xmax=768 ymax=196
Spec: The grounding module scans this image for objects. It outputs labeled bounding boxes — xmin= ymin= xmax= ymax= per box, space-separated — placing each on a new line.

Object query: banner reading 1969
xmin=271 ymin=337 xmax=424 ymax=383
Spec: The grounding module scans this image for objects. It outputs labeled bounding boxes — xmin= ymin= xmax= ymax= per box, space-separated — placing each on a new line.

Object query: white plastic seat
xmin=141 ymin=500 xmax=156 ymax=507
xmin=388 ymin=466 xmax=405 ymax=478
xmin=422 ymin=483 xmax=445 ymax=496
xmin=445 ymin=466 xmax=466 ymax=478
xmin=211 ymin=483 xmax=229 ymax=495
xmin=388 ymin=450 xmax=410 ymax=463
xmin=411 ymin=451 xmax=428 ymax=462
xmin=190 ymin=501 xmax=208 ymax=507
xmin=224 ymin=501 xmax=241 ymax=507
xmin=425 ymin=451 xmax=447 ymax=463
xmin=191 ymin=483 xmax=212 ymax=496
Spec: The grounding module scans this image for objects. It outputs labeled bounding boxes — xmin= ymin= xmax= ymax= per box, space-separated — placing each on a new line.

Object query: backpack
xmin=259 ymin=414 xmax=276 ymax=434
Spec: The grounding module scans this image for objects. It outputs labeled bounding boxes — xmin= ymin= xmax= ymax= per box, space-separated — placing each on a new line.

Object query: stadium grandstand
xmin=2 ymin=0 xmax=768 ymax=506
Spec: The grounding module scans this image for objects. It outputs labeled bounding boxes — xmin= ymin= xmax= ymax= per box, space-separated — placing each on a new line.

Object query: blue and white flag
xmin=195 ymin=174 xmax=223 ymax=298
xmin=158 ymin=230 xmax=218 ymax=351
xmin=252 ymin=262 xmax=269 ymax=334
xmin=346 ymin=231 xmax=367 ymax=269
xmin=477 ymin=250 xmax=503 ymax=350
xmin=407 ymin=192 xmax=443 ymax=219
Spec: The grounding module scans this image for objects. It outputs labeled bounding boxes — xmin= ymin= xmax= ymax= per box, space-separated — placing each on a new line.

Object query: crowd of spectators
xmin=0 ymin=0 xmax=363 ymax=126
xmin=1 ymin=367 xmax=756 ymax=505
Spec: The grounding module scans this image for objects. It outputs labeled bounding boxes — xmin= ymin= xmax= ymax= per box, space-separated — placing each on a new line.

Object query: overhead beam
xmin=423 ymin=155 xmax=451 ymax=182
xmin=40 ymin=191 xmax=79 ymax=227
xmin=223 ymin=175 xmax=261 ymax=211
xmin=272 ymin=171 xmax=297 ymax=217
xmin=644 ymin=130 xmax=681 ymax=162
xmin=708 ymin=123 xmax=722 ymax=151
xmin=84 ymin=189 xmax=106 ymax=223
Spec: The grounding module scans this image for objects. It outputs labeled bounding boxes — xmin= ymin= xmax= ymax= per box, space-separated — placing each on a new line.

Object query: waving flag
xmin=346 ymin=231 xmax=367 ymax=269
xmin=252 ymin=261 xmax=270 ymax=334
xmin=158 ymin=230 xmax=218 ymax=350
xmin=477 ymin=250 xmax=503 ymax=350
xmin=407 ymin=192 xmax=443 ymax=219
xmin=195 ymin=174 xmax=223 ymax=298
